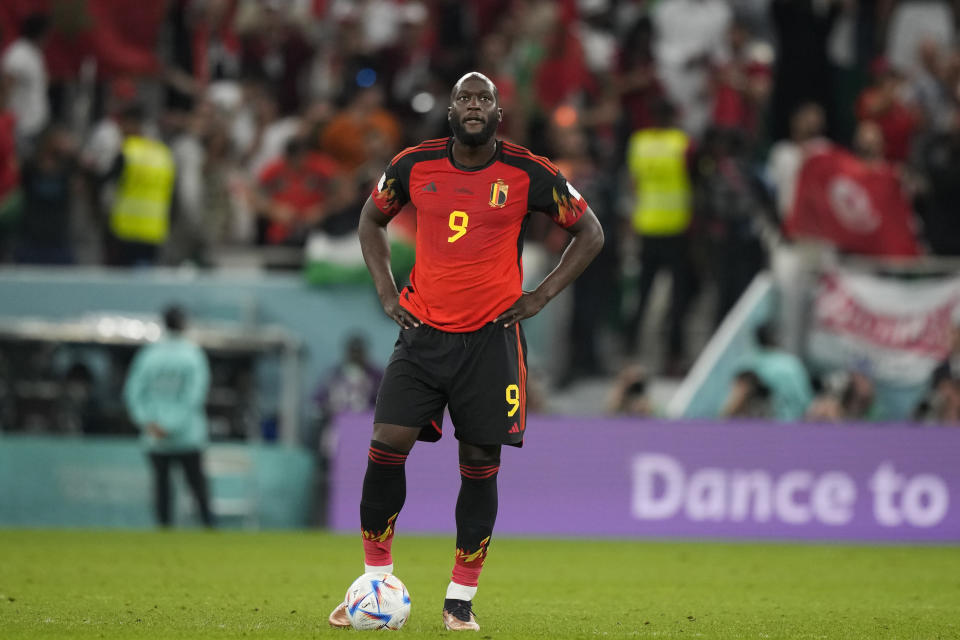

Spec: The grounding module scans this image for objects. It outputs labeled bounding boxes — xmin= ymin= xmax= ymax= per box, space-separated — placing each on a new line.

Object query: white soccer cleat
xmin=442 ymin=599 xmax=480 ymax=631
xmin=328 ymin=601 xmax=351 ymax=628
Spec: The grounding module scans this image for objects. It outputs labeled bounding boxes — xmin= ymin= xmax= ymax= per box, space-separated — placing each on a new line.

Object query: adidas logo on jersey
xmin=422 ymin=182 xmax=438 ymax=192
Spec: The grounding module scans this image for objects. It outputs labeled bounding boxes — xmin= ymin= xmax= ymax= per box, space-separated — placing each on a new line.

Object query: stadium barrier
xmin=0 ymin=436 xmax=314 ymax=528
xmin=667 ymin=273 xmax=774 ymax=418
xmin=0 ymin=268 xmax=400 ymax=419
xmin=329 ymin=413 xmax=959 ymax=541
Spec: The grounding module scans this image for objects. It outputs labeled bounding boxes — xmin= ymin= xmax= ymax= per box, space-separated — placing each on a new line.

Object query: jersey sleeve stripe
xmin=502 ymin=148 xmax=559 ymax=175
xmin=501 ymin=140 xmax=557 ymax=165
xmin=391 ymin=142 xmax=447 ymax=165
xmin=500 ymin=141 xmax=528 ymax=152
xmin=390 ymin=139 xmax=449 ymax=165
xmin=501 ymin=142 xmax=560 ymax=172
xmin=505 ymin=146 xmax=560 ymax=174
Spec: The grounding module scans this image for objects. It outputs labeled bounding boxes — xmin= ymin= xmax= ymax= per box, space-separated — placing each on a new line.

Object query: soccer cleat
xmin=328 ymin=601 xmax=351 ymax=628
xmin=442 ymin=598 xmax=480 ymax=631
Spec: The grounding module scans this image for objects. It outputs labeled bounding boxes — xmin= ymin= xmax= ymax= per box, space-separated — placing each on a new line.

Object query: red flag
xmin=785 ymin=143 xmax=921 ymax=256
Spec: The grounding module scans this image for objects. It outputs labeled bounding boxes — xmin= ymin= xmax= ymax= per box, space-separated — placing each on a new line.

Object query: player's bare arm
xmin=357 ymin=196 xmax=421 ymax=329
xmin=495 ymin=206 xmax=604 ymax=327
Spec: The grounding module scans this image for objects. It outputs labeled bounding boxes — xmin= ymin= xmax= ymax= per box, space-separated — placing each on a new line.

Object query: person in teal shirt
xmin=123 ymin=305 xmax=214 ymax=527
xmin=747 ymin=323 xmax=814 ymax=421
xmin=724 ymin=324 xmax=814 ymax=421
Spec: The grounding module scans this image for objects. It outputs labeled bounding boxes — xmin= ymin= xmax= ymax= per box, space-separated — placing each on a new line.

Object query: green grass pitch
xmin=0 ymin=530 xmax=957 ymax=639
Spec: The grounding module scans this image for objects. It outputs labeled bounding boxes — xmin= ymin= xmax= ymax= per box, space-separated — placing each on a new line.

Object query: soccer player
xmin=328 ymin=72 xmax=604 ymax=631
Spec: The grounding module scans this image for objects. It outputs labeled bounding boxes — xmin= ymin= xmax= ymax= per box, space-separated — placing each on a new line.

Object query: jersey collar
xmin=447 ymin=137 xmax=501 ymax=172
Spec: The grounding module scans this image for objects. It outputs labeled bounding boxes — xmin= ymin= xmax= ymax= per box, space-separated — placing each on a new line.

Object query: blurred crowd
xmin=2 ymin=0 xmax=960 ymax=396
xmin=606 ymin=313 xmax=960 ymax=425
xmin=721 ymin=315 xmax=960 ymax=425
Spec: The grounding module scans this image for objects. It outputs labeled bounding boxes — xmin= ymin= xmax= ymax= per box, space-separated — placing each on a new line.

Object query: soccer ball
xmin=344 ymin=572 xmax=411 ymax=630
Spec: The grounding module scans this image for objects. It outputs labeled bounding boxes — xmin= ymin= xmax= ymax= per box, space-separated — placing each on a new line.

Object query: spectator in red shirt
xmin=0 ymin=109 xmax=17 ymax=209
xmin=254 ymin=136 xmax=347 ymax=246
xmin=855 ymin=58 xmax=920 ymax=164
xmin=533 ymin=15 xmax=595 ymax=115
xmin=710 ymin=20 xmax=773 ymax=144
xmin=0 ymin=61 xmax=22 ymax=260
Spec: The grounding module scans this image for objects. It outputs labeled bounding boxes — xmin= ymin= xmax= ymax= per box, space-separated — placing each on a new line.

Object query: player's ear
xmin=497 ymin=108 xmax=503 ymax=122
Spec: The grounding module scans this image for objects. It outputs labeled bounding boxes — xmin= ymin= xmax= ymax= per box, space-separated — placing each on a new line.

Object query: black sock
xmin=360 ymin=440 xmax=408 ymax=564
xmin=452 ymin=462 xmax=499 ymax=586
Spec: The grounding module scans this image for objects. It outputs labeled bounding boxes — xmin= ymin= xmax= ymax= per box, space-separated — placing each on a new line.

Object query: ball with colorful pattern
xmin=344 ymin=572 xmax=411 ymax=630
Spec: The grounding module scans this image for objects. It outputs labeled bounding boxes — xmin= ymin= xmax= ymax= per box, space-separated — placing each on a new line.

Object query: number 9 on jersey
xmin=448 ymin=210 xmax=468 ymax=243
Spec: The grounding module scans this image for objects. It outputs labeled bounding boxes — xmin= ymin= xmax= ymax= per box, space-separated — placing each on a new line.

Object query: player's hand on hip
xmin=495 ymin=291 xmax=548 ymax=327
xmin=382 ymin=295 xmax=421 ymax=329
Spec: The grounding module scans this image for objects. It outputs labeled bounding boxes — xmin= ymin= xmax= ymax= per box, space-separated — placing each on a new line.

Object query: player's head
xmin=162 ymin=305 xmax=188 ymax=334
xmin=448 ymin=72 xmax=502 ymax=147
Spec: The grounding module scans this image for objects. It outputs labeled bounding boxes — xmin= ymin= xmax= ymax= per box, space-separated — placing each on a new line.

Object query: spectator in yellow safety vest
xmin=103 ymin=103 xmax=176 ymax=267
xmin=622 ymin=99 xmax=698 ymax=377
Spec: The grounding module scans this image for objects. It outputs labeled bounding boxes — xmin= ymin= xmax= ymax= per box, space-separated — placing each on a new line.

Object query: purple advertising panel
xmin=329 ymin=414 xmax=960 ymax=541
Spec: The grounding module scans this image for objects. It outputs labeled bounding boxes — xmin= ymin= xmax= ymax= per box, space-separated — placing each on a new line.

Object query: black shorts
xmin=375 ymin=322 xmax=528 ymax=447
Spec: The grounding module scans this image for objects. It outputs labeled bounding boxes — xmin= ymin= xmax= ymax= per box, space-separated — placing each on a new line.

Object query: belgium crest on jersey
xmin=489 ymin=179 xmax=508 ymax=208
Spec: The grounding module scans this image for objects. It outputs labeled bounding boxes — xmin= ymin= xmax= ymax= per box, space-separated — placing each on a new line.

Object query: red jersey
xmin=371 ymin=137 xmax=588 ymax=332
